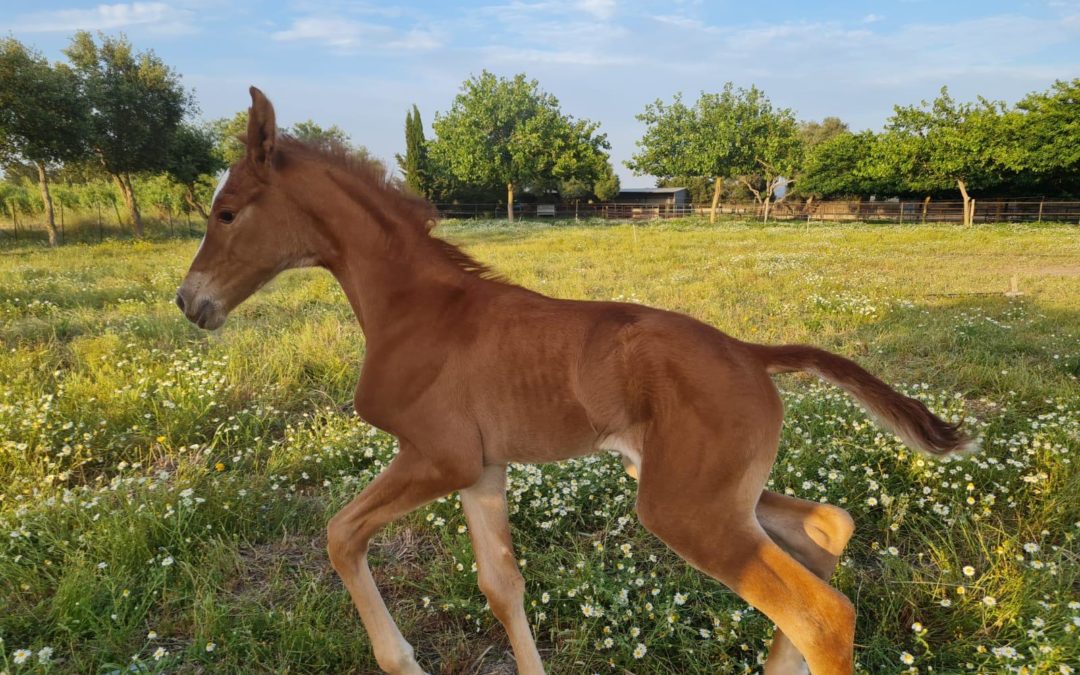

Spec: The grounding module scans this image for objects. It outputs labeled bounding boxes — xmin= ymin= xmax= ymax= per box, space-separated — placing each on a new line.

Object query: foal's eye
xmin=218 ymin=210 xmax=235 ymax=224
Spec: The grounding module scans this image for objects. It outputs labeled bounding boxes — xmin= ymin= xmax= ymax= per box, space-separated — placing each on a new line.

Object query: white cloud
xmin=863 ymin=13 xmax=885 ymax=23
xmin=12 ymin=2 xmax=194 ymax=34
xmin=578 ymin=0 xmax=616 ymax=20
xmin=271 ymin=16 xmax=441 ymax=52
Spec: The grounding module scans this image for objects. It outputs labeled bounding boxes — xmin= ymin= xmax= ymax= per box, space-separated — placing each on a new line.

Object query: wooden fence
xmin=434 ymin=199 xmax=1080 ymax=223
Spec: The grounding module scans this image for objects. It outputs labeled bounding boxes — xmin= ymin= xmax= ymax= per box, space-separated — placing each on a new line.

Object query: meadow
xmin=0 ymin=218 xmax=1077 ymax=674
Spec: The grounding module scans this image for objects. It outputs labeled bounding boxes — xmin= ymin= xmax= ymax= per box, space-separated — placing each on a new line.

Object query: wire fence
xmin=434 ymin=198 xmax=1080 ymax=224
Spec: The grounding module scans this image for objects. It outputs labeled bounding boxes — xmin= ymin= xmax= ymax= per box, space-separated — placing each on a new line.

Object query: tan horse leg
xmin=635 ymin=430 xmax=855 ymax=675
xmin=327 ymin=448 xmax=476 ymax=675
xmin=757 ymin=492 xmax=856 ymax=675
xmin=459 ymin=466 xmax=545 ymax=675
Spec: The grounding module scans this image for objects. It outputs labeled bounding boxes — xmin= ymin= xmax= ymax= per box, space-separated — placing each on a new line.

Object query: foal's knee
xmin=326 ymin=514 xmax=369 ymax=573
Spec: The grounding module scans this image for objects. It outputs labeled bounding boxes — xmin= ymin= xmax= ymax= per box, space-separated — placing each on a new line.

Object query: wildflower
xmin=962 ymin=566 xmax=976 ymax=577
xmin=13 ymin=649 xmax=31 ymax=664
xmin=205 ymin=642 xmax=216 ymax=652
xmin=153 ymin=647 xmax=167 ymax=660
xmin=147 ymin=631 xmax=158 ymax=639
xmin=37 ymin=646 xmax=54 ymax=663
xmin=981 ymin=596 xmax=997 ymax=607
xmin=161 ymin=556 xmax=174 ymax=567
xmin=900 ymin=651 xmax=915 ymax=665
xmin=911 ymin=622 xmax=923 ymax=632
xmin=633 ymin=643 xmax=647 ymax=659
xmin=674 ymin=592 xmax=687 ymax=606
xmin=215 ymin=462 xmax=225 ymax=471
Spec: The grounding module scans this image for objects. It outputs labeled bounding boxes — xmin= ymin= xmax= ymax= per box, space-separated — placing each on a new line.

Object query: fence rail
xmin=434 ymin=199 xmax=1080 ymax=224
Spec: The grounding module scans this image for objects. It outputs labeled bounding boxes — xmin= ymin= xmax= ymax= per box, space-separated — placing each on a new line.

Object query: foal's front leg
xmin=459 ymin=465 xmax=545 ymax=675
xmin=327 ymin=446 xmax=476 ymax=675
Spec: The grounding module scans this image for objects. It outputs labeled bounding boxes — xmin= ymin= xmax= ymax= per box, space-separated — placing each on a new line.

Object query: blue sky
xmin=6 ymin=1 xmax=1080 ymax=186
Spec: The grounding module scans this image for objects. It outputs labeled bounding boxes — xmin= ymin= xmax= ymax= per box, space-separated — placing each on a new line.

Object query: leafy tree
xmin=628 ymin=84 xmax=802 ymax=223
xmin=430 ymin=71 xmax=611 ymax=221
xmin=592 ymin=163 xmax=621 ymax=202
xmin=0 ymin=38 xmax=89 ymax=245
xmin=64 ymin=31 xmax=191 ymax=236
xmin=290 ymin=119 xmax=352 ymax=150
xmin=797 ymin=131 xmax=888 ymax=199
xmin=881 ymin=87 xmax=1018 ymax=224
xmin=1014 ymin=79 xmax=1080 ymax=197
xmin=165 ymin=123 xmax=224 ymax=220
xmin=396 ymin=104 xmax=432 ymax=198
xmin=210 ymin=111 xmax=248 ymax=166
xmin=799 ymin=117 xmax=849 ymax=150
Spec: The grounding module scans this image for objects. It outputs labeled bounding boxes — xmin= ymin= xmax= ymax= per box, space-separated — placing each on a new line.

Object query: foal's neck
xmin=296 ymin=166 xmax=480 ymax=345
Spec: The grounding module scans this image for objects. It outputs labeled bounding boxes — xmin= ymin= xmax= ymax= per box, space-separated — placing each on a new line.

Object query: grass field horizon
xmin=1 ymin=218 xmax=1077 ymax=673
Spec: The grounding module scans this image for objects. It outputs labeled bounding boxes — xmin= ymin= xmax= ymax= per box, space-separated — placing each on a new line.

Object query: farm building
xmin=612 ymin=187 xmax=689 ymax=206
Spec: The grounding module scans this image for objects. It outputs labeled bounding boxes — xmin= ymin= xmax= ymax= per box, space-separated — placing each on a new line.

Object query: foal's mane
xmin=278 ymin=136 xmax=504 ymax=282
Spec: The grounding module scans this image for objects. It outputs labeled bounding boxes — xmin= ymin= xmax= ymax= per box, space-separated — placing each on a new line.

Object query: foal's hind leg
xmin=757 ymin=492 xmax=856 ymax=675
xmin=327 ymin=445 xmax=478 ymax=675
xmin=459 ymin=465 xmax=545 ymax=675
xmin=636 ymin=436 xmax=855 ymax=674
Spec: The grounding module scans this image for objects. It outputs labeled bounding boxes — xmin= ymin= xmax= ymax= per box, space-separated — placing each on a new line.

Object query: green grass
xmin=0 ymin=217 xmax=1078 ymax=674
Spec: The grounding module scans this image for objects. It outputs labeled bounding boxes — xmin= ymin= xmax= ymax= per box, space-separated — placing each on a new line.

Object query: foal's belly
xmin=477 ymin=397 xmax=607 ymax=465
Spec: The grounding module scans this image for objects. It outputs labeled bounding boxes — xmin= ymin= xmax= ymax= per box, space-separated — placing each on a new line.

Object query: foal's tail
xmin=750 ymin=343 xmax=978 ymax=456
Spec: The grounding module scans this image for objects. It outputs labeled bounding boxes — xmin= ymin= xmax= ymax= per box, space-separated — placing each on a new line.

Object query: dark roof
xmin=617 ymin=187 xmax=688 ymax=194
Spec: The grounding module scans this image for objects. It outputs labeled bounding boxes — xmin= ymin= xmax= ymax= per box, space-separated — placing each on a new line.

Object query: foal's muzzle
xmin=175 ymin=287 xmax=226 ymax=330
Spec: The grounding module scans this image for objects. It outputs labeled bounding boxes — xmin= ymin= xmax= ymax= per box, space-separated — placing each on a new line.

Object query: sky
xmin=5 ymin=1 xmax=1080 ymax=187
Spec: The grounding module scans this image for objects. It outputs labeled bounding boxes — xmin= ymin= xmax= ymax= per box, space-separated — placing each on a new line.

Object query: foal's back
xmin=452 ymin=281 xmax=778 ymax=468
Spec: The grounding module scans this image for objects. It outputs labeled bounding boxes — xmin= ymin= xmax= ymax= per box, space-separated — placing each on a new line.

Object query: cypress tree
xmin=396 ymin=104 xmax=430 ymax=198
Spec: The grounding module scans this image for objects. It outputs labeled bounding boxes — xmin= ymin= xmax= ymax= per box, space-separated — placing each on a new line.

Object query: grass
xmin=0 ymin=217 xmax=1077 ymax=674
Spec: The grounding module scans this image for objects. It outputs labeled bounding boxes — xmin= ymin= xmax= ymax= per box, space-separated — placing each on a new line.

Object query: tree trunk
xmin=506 ymin=183 xmax=514 ymax=223
xmin=922 ymin=196 xmax=931 ymax=223
xmin=115 ymin=173 xmax=144 ymax=237
xmin=957 ymin=179 xmax=971 ymax=226
xmin=709 ymin=177 xmax=722 ymax=224
xmin=36 ymin=162 xmax=59 ymax=247
xmin=185 ymin=187 xmax=209 ymax=221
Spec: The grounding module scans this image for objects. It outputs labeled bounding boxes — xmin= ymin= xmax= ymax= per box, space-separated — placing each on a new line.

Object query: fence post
xmin=898 ymin=201 xmax=904 ymax=225
xmin=1038 ymin=198 xmax=1044 ymax=223
xmin=922 ymin=196 xmax=930 ymax=224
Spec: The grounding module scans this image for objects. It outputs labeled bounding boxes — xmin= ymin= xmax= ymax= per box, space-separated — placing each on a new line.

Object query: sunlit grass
xmin=0 ymin=218 xmax=1077 ymax=673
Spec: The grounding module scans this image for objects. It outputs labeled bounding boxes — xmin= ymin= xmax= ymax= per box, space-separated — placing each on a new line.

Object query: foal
xmin=177 ymin=88 xmax=975 ymax=675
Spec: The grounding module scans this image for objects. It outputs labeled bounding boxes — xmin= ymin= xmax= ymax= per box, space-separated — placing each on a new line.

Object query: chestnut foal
xmin=177 ymin=88 xmax=975 ymax=675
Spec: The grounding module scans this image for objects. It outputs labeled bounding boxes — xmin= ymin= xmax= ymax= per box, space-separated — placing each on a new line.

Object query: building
xmin=612 ymin=187 xmax=690 ymax=206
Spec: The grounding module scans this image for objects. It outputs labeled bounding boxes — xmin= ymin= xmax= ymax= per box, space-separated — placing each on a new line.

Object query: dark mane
xmin=278 ymin=135 xmax=505 ymax=282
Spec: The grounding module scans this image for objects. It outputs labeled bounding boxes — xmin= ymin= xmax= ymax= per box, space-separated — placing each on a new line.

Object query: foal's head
xmin=176 ymin=87 xmax=321 ymax=329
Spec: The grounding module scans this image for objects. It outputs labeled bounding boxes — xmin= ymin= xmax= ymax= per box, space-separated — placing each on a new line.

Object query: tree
xmin=430 ymin=71 xmax=611 ymax=221
xmin=628 ymin=84 xmax=802 ymax=223
xmin=881 ymin=87 xmax=1017 ymax=224
xmin=64 ymin=31 xmax=191 ymax=236
xmin=797 ymin=131 xmax=888 ymax=199
xmin=1014 ymin=79 xmax=1080 ymax=197
xmin=0 ymin=39 xmax=89 ymax=245
xmin=290 ymin=119 xmax=352 ymax=149
xmin=799 ymin=117 xmax=849 ymax=150
xmin=396 ymin=104 xmax=432 ymax=198
xmin=210 ymin=111 xmax=249 ymax=166
xmin=165 ymin=123 xmax=225 ymax=220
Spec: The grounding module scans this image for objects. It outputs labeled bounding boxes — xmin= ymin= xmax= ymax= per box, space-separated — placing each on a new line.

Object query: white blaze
xmin=211 ymin=168 xmax=230 ymax=207
xmin=197 ymin=168 xmax=231 ymax=256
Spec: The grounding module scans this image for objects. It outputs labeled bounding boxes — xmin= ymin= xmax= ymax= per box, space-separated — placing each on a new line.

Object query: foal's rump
xmin=748 ymin=343 xmax=977 ymax=456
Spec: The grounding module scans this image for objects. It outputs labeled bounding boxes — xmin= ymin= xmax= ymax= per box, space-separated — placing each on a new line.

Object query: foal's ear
xmin=246 ymin=86 xmax=276 ymax=170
